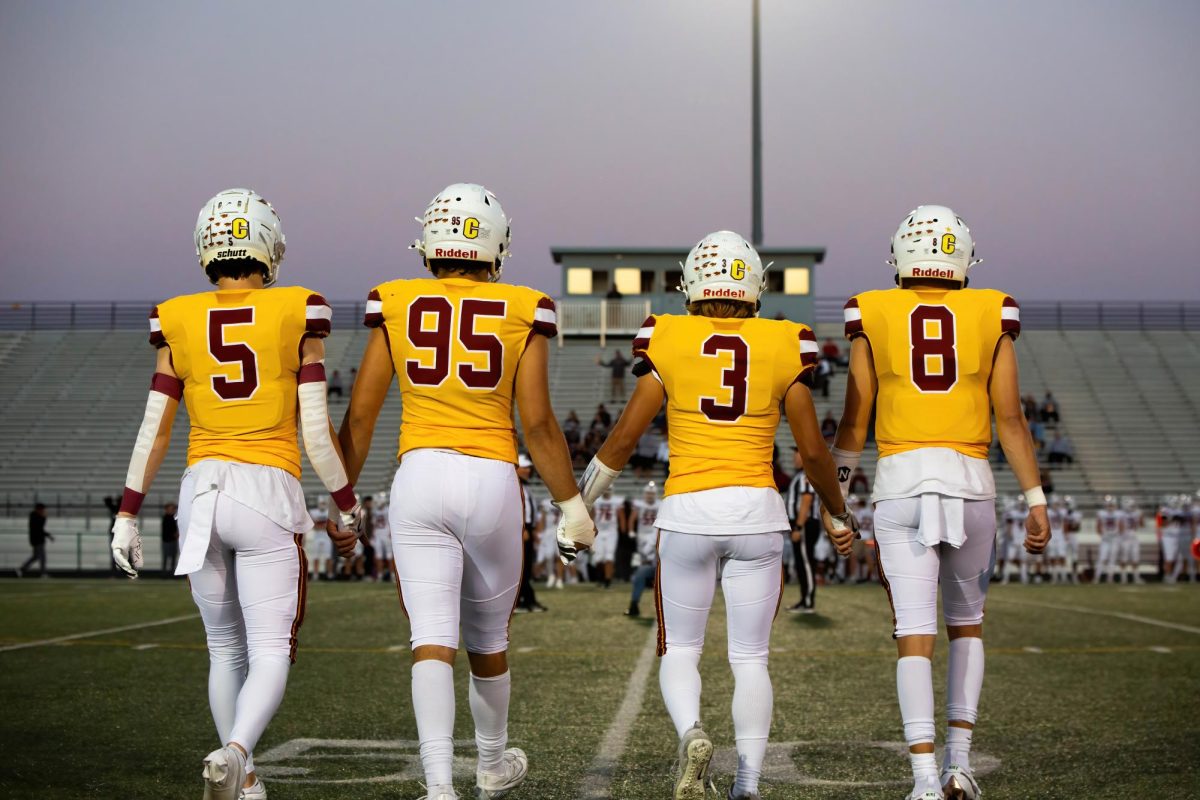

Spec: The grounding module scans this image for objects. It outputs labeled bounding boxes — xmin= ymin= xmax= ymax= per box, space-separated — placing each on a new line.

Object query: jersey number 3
xmin=909 ymin=305 xmax=957 ymax=393
xmin=699 ymin=334 xmax=749 ymax=422
xmin=208 ymin=308 xmax=259 ymax=401
xmin=406 ymin=297 xmax=507 ymax=390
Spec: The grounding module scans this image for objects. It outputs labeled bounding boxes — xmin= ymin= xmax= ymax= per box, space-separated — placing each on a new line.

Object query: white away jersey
xmin=594 ymin=495 xmax=624 ymax=533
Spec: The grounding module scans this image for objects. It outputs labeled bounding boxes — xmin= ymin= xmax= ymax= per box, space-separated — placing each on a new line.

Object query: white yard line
xmin=0 ymin=613 xmax=200 ymax=653
xmin=578 ymin=626 xmax=659 ymax=799
xmin=992 ymin=597 xmax=1200 ymax=635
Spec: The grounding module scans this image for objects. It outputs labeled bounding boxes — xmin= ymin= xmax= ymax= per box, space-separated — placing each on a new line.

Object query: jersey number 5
xmin=208 ymin=308 xmax=259 ymax=400
xmin=909 ymin=305 xmax=957 ymax=393
xmin=406 ymin=296 xmax=507 ymax=390
xmin=699 ymin=334 xmax=749 ymax=422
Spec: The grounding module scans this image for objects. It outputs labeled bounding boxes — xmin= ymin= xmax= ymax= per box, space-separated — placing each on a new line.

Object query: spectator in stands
xmin=328 ymin=369 xmax=344 ymax=399
xmin=1028 ymin=418 xmax=1046 ymax=452
xmin=1022 ymin=393 xmax=1039 ymax=422
xmin=820 ymin=410 xmax=838 ymax=444
xmin=632 ymin=429 xmax=658 ymax=478
xmin=161 ymin=502 xmax=179 ymax=576
xmin=1047 ymin=431 xmax=1074 ymax=465
xmin=597 ymin=350 xmax=630 ymax=401
xmin=822 ymin=337 xmax=846 ymax=368
xmin=1040 ymin=468 xmax=1055 ymax=496
xmin=17 ymin=503 xmax=54 ymax=578
xmin=580 ymin=428 xmax=604 ymax=463
xmin=1041 ymin=391 xmax=1060 ymax=423
xmin=593 ymin=403 xmax=612 ymax=431
xmin=848 ymin=467 xmax=870 ymax=497
xmin=348 ymin=367 xmax=358 ymax=397
xmin=562 ymin=410 xmax=582 ymax=460
xmin=814 ymin=357 xmax=833 ymax=398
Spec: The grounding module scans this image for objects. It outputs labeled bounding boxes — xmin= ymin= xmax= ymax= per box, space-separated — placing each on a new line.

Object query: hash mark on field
xmin=1149 ymin=646 xmax=1173 ymax=654
xmin=516 ymin=646 xmax=538 ymax=653
xmin=1023 ymin=646 xmax=1043 ymax=653
xmin=386 ymin=645 xmax=407 ymax=652
xmin=577 ymin=626 xmax=658 ymax=799
xmin=992 ymin=597 xmax=1200 ymax=635
xmin=132 ymin=643 xmax=159 ymax=651
xmin=0 ymin=613 xmax=200 ymax=653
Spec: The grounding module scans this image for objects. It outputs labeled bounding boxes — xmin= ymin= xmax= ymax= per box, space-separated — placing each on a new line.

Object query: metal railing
xmin=556 ymin=300 xmax=653 ymax=346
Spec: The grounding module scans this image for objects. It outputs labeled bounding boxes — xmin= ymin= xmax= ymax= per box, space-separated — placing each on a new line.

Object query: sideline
xmin=0 ymin=613 xmax=200 ymax=653
xmin=990 ymin=596 xmax=1200 ymax=635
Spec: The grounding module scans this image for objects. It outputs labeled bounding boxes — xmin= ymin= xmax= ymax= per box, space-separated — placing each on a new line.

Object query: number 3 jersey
xmin=364 ymin=277 xmax=557 ymax=465
xmin=633 ymin=314 xmax=818 ymax=498
xmin=149 ymin=286 xmax=332 ymax=478
xmin=844 ymin=287 xmax=1020 ymax=501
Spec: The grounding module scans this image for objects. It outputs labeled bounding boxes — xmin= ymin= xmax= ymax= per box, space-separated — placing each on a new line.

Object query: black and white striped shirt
xmin=785 ymin=471 xmax=818 ymax=525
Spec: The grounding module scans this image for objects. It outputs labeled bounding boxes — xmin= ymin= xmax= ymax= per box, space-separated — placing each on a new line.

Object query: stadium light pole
xmin=751 ymin=0 xmax=763 ymax=246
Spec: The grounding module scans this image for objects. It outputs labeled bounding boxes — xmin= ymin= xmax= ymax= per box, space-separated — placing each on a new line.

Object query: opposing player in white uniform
xmin=849 ymin=495 xmax=877 ymax=583
xmin=536 ymin=497 xmax=563 ymax=588
xmin=1046 ymin=496 xmax=1070 ymax=584
xmin=592 ymin=490 xmax=625 ymax=588
xmin=1160 ymin=495 xmax=1191 ymax=584
xmin=1064 ymin=496 xmax=1083 ymax=582
xmin=337 ymin=184 xmax=593 ymax=800
xmin=110 ymin=189 xmax=361 ymax=800
xmin=834 ymin=206 xmax=1049 ymax=800
xmin=1095 ymin=496 xmax=1123 ymax=584
xmin=372 ymin=495 xmax=392 ymax=582
xmin=626 ymin=482 xmax=661 ymax=617
xmin=308 ymin=498 xmax=333 ymax=581
xmin=578 ymin=231 xmax=853 ymax=800
xmin=1118 ymin=497 xmax=1144 ymax=584
xmin=1001 ymin=497 xmax=1029 ymax=585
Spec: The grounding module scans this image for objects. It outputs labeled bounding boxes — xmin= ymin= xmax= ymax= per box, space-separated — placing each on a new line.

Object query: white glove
xmin=338 ymin=502 xmax=364 ymax=535
xmin=555 ymin=494 xmax=596 ymax=564
xmin=579 ymin=457 xmax=621 ymax=514
xmin=111 ymin=516 xmax=144 ymax=579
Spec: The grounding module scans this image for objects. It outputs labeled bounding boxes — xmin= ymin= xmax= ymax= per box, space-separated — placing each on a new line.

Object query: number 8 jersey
xmin=364 ymin=277 xmax=557 ymax=465
xmin=633 ymin=314 xmax=818 ymax=497
xmin=149 ymin=286 xmax=333 ymax=478
xmin=844 ymin=287 xmax=1020 ymax=499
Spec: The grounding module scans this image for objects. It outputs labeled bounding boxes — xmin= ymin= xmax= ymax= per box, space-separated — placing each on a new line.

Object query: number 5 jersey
xmin=843 ymin=287 xmax=1020 ymax=502
xmin=364 ymin=277 xmax=557 ymax=465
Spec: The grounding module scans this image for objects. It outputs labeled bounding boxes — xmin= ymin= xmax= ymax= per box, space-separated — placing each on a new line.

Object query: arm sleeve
xmin=631 ymin=315 xmax=658 ymax=378
xmin=1001 ymin=295 xmax=1021 ymax=339
xmin=119 ymin=372 xmax=183 ymax=515
xmin=532 ymin=295 xmax=558 ymax=338
xmin=297 ymin=362 xmax=357 ymax=512
xmin=364 ymin=288 xmax=384 ymax=328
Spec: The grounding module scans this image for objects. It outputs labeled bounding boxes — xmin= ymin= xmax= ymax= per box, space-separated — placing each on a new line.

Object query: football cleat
xmin=905 ymin=791 xmax=943 ymax=800
xmin=625 ymin=603 xmax=640 ymax=617
xmin=239 ymin=777 xmax=267 ymax=799
xmin=674 ymin=724 xmax=714 ymax=800
xmin=475 ymin=747 xmax=528 ymax=800
xmin=202 ymin=746 xmax=247 ymax=800
xmin=941 ymin=765 xmax=982 ymax=799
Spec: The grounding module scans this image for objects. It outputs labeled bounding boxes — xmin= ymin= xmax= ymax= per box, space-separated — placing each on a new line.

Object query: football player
xmin=626 ymin=481 xmax=661 ymax=617
xmin=1046 ymin=496 xmax=1070 ymax=584
xmin=110 ymin=189 xmax=361 ymax=800
xmin=308 ymin=497 xmax=334 ymax=581
xmin=592 ymin=488 xmax=625 ymax=588
xmin=1119 ymin=496 xmax=1144 ymax=584
xmin=576 ymin=231 xmax=853 ymax=800
xmin=832 ymin=206 xmax=1049 ymax=800
xmin=848 ymin=494 xmax=877 ymax=583
xmin=1063 ymin=495 xmax=1083 ymax=583
xmin=336 ymin=183 xmax=593 ymax=800
xmin=1095 ymin=495 xmax=1124 ymax=584
xmin=1002 ymin=495 xmax=1030 ymax=585
xmin=535 ymin=496 xmax=564 ymax=587
xmin=1160 ymin=494 xmax=1189 ymax=584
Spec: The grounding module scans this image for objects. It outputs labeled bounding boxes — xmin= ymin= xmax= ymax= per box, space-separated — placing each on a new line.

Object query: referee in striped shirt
xmin=786 ymin=448 xmax=821 ymax=614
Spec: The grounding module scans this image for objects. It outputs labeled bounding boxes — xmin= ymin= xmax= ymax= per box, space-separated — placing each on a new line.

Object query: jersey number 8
xmin=909 ymin=305 xmax=957 ymax=393
xmin=406 ymin=296 xmax=507 ymax=390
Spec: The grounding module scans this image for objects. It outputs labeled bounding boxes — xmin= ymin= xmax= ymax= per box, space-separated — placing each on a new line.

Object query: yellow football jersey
xmin=364 ymin=277 xmax=557 ymax=464
xmin=633 ymin=314 xmax=818 ymax=497
xmin=150 ymin=286 xmax=332 ymax=478
xmin=844 ymin=287 xmax=1020 ymax=459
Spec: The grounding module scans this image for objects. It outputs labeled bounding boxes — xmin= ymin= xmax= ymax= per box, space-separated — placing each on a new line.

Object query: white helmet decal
xmin=889 ymin=204 xmax=980 ymax=286
xmin=413 ymin=183 xmax=511 ymax=282
xmin=194 ymin=188 xmax=286 ymax=286
xmin=679 ymin=230 xmax=767 ymax=308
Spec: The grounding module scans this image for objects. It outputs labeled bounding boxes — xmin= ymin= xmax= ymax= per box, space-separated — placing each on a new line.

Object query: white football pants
xmin=873 ymin=497 xmax=996 ymax=638
xmin=389 ymin=449 xmax=523 ymax=654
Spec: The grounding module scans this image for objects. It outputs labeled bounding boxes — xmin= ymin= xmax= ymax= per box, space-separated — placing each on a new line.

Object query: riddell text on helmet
xmin=434 ymin=247 xmax=478 ymax=260
xmin=703 ymin=288 xmax=747 ymax=298
xmin=911 ymin=266 xmax=957 ymax=279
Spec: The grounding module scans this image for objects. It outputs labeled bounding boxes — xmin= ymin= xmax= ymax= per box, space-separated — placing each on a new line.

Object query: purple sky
xmin=2 ymin=1 xmax=1197 ymax=303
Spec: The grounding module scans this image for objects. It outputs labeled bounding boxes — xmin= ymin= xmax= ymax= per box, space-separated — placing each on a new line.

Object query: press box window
xmin=614 ymin=268 xmax=641 ymax=296
xmin=784 ymin=267 xmax=810 ymax=295
xmin=566 ymin=268 xmax=593 ymax=295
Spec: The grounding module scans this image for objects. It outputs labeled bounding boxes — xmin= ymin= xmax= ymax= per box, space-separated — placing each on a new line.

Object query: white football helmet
xmin=643 ymin=481 xmax=658 ymax=501
xmin=889 ymin=204 xmax=980 ymax=286
xmin=413 ymin=183 xmax=511 ymax=281
xmin=194 ymin=188 xmax=286 ymax=286
xmin=679 ymin=230 xmax=767 ymax=308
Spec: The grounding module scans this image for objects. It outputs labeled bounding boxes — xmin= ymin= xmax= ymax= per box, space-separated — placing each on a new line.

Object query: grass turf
xmin=0 ymin=578 xmax=1197 ymax=798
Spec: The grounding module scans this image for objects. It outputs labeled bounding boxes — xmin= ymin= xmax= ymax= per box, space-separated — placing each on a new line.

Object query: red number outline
xmin=698 ymin=334 xmax=750 ymax=423
xmin=208 ymin=307 xmax=259 ymax=401
xmin=909 ymin=304 xmax=958 ymax=393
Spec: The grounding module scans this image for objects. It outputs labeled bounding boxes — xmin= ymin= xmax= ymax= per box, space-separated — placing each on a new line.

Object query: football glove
xmin=111 ymin=515 xmax=144 ymax=579
xmin=821 ymin=506 xmax=860 ymax=558
xmin=327 ymin=502 xmax=363 ymax=558
xmin=579 ymin=457 xmax=621 ymax=514
xmin=555 ymin=494 xmax=596 ymax=564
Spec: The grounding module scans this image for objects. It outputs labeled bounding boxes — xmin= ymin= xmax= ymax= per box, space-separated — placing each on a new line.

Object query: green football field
xmin=1 ymin=578 xmax=1197 ymax=799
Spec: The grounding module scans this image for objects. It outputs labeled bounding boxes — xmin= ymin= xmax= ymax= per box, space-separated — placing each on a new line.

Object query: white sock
xmin=910 ymin=751 xmax=939 ymax=789
xmin=469 ymin=671 xmax=511 ymax=775
xmin=730 ymin=662 xmax=772 ymax=796
xmin=229 ymin=654 xmax=290 ymax=755
xmin=897 ymin=656 xmax=937 ymax=783
xmin=659 ymin=650 xmax=702 ymax=739
xmin=945 ymin=726 xmax=973 ymax=771
xmin=413 ymin=660 xmax=456 ymax=788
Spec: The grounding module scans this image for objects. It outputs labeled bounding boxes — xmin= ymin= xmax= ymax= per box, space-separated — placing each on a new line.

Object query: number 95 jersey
xmin=633 ymin=314 xmax=818 ymax=497
xmin=149 ymin=286 xmax=332 ymax=478
xmin=844 ymin=287 xmax=1019 ymax=461
xmin=365 ymin=277 xmax=557 ymax=465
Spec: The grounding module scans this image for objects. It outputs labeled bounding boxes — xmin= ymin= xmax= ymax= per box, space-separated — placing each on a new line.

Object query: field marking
xmin=0 ymin=613 xmax=200 ymax=653
xmin=578 ymin=625 xmax=658 ymax=799
xmin=991 ymin=597 xmax=1200 ymax=636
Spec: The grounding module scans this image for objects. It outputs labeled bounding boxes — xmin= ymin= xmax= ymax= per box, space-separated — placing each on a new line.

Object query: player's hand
xmin=111 ymin=515 xmax=143 ymax=579
xmin=1024 ymin=504 xmax=1051 ymax=554
xmin=790 ymin=528 xmax=802 ymax=543
xmin=555 ymin=494 xmax=596 ymax=564
xmin=326 ymin=503 xmax=362 ymax=558
xmin=821 ymin=506 xmax=859 ymax=557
